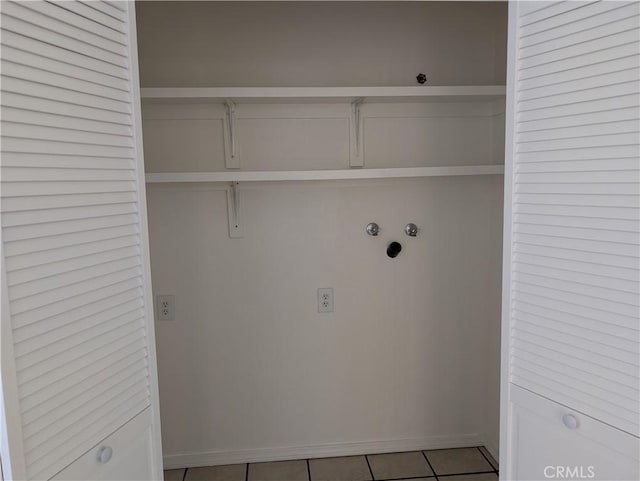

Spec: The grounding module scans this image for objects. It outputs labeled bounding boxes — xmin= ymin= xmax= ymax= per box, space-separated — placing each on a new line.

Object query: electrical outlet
xmin=156 ymin=295 xmax=175 ymax=321
xmin=317 ymin=288 xmax=334 ymax=313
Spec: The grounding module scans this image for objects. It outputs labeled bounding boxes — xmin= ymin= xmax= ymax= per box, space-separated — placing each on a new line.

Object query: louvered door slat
xmin=507 ymin=0 xmax=640 ymax=439
xmin=6 ymin=226 xmax=139 ymax=264
xmin=517 ymin=95 xmax=640 ymax=123
xmin=1 ymin=30 xmax=129 ymax=81
xmin=14 ymin=300 xmax=143 ymax=357
xmin=3 ymin=214 xmax=139 ymax=246
xmin=0 ymin=2 xmax=159 ymax=479
xmin=1 ymin=108 xmax=133 ymax=137
xmin=520 ymin=2 xmax=639 ymax=47
xmin=19 ymin=339 xmax=145 ymax=413
xmin=20 ymin=358 xmax=147 ymax=430
xmin=2 ymin=203 xmax=138 ymax=229
xmin=2 ymin=45 xmax=130 ymax=92
xmin=12 ymin=288 xmax=142 ymax=345
xmin=2 ymin=61 xmax=130 ymax=102
xmin=0 ymin=13 xmax=127 ymax=69
xmin=513 ymin=301 xmax=638 ymax=347
xmin=519 ymin=69 xmax=640 ymax=103
xmin=12 ymin=276 xmax=143 ymax=330
xmin=517 ymin=182 xmax=638 ymax=195
xmin=2 ymin=92 xmax=132 ymax=125
xmin=23 ymin=372 xmax=147 ymax=454
xmin=16 ymin=308 xmax=144 ymax=371
xmin=2 ymin=137 xmax=134 ymax=158
xmin=521 ymin=0 xmax=625 ymax=35
xmin=519 ymin=42 xmax=639 ymax=80
xmin=19 ymin=352 xmax=147 ymax=428
xmin=514 ymin=223 xmax=639 ymax=245
xmin=2 ymin=192 xmax=139 ymax=214
xmin=1 ymin=77 xmax=131 ymax=114
xmin=514 ymin=233 xmax=636 ymax=256
xmin=518 ymin=108 xmax=640 ymax=132
xmin=519 ymin=0 xmax=597 ymax=25
xmin=1 ymin=167 xmax=135 ymax=182
xmin=91 ymin=1 xmax=128 ymax=20
xmin=514 ymin=252 xmax=638 ymax=281
xmin=10 ymin=266 xmax=142 ymax=315
xmin=2 ymin=1 xmax=127 ymax=56
xmin=511 ymin=328 xmax=638 ymax=377
xmin=21 ymin=0 xmax=128 ymax=45
xmin=514 ymin=261 xmax=638 ymax=293
xmin=516 ymin=157 xmax=640 ymax=171
xmin=521 ymin=13 xmax=639 ymax=58
xmin=24 ymin=380 xmax=147 ymax=456
xmin=521 ymin=27 xmax=639 ymax=68
xmin=0 ymin=152 xmax=135 ymax=170
xmin=54 ymin=1 xmax=127 ymax=33
xmin=520 ymin=55 xmax=640 ymax=91
xmin=1 ymin=181 xmax=137 ymax=198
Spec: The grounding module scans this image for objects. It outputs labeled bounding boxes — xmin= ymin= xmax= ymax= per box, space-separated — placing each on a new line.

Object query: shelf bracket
xmin=226 ymin=181 xmax=243 ymax=238
xmin=349 ymin=97 xmax=364 ymax=167
xmin=224 ymin=99 xmax=240 ymax=169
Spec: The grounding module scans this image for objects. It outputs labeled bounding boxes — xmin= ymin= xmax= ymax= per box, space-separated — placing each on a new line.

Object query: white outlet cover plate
xmin=157 ymin=294 xmax=175 ymax=321
xmin=317 ymin=288 xmax=334 ymax=313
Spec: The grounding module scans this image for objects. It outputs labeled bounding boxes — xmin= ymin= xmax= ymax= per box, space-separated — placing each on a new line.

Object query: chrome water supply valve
xmin=404 ymin=223 xmax=418 ymax=237
xmin=366 ymin=222 xmax=380 ymax=236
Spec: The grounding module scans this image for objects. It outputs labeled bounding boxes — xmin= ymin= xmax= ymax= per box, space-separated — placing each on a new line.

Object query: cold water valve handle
xmin=404 ymin=223 xmax=418 ymax=237
xmin=366 ymin=222 xmax=380 ymax=236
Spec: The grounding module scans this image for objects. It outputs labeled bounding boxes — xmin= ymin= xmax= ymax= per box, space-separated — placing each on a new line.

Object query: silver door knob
xmin=97 ymin=446 xmax=113 ymax=464
xmin=562 ymin=413 xmax=578 ymax=429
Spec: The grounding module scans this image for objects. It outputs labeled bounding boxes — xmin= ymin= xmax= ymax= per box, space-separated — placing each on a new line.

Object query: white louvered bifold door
xmin=0 ymin=2 xmax=161 ymax=480
xmin=502 ymin=0 xmax=640 ymax=476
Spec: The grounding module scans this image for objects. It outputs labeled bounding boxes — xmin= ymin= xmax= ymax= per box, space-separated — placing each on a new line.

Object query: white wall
xmin=136 ymin=1 xmax=507 ymax=88
xmin=147 ymin=177 xmax=503 ymax=465
xmin=137 ymin=1 xmax=506 ymax=465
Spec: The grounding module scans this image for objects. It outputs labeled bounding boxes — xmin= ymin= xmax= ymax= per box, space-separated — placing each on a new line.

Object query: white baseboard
xmin=163 ymin=433 xmax=483 ymax=470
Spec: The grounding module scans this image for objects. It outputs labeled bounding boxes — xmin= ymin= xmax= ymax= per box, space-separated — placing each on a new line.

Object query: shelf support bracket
xmin=224 ymin=99 xmax=240 ymax=169
xmin=226 ymin=181 xmax=243 ymax=238
xmin=349 ymin=97 xmax=364 ymax=167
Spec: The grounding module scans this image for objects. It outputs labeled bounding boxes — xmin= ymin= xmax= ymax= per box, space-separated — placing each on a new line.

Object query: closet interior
xmin=136 ymin=0 xmax=507 ymax=469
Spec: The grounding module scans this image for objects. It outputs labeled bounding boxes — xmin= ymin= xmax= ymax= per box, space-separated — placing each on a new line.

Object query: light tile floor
xmin=165 ymin=446 xmax=499 ymax=481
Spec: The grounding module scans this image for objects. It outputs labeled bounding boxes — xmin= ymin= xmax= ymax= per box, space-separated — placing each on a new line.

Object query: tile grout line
xmin=374 ymin=474 xmax=437 ymax=481
xmin=476 ymin=447 xmax=499 ymax=475
xmin=438 ymin=470 xmax=497 ymax=478
xmin=365 ymin=454 xmax=376 ymax=480
xmin=421 ymin=451 xmax=439 ymax=481
xmin=375 ymin=476 xmax=434 ymax=481
xmin=306 ymin=458 xmax=311 ymax=481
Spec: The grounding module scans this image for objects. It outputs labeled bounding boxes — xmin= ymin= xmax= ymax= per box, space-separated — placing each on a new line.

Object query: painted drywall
xmin=147 ymin=177 xmax=503 ymax=464
xmin=137 ymin=0 xmax=506 ymax=464
xmin=136 ymin=1 xmax=507 ymax=87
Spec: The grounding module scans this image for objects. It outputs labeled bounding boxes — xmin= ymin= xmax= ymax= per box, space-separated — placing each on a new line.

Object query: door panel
xmin=510 ymin=386 xmax=639 ymax=481
xmin=0 ymin=1 xmax=162 ymax=480
xmin=502 ymin=0 xmax=640 ymax=478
